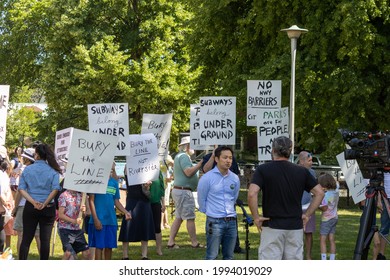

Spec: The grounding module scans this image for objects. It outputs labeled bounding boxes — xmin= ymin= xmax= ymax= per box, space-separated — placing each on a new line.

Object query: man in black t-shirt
xmin=248 ymin=136 xmax=324 ymax=260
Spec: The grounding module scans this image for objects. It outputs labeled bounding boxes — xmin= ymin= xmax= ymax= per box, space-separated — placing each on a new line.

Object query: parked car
xmin=294 ymin=153 xmax=345 ymax=187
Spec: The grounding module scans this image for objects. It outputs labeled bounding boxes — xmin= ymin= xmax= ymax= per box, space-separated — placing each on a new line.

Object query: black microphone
xmin=236 ymin=199 xmax=253 ymax=226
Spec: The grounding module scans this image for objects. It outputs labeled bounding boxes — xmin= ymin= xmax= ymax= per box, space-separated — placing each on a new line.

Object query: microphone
xmin=236 ymin=199 xmax=254 ymax=226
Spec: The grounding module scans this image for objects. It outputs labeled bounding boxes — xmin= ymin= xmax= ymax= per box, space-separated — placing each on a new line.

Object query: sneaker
xmin=377 ymin=253 xmax=386 ymax=260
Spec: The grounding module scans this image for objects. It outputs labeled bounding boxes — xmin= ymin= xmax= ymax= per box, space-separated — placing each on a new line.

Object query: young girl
xmin=318 ymin=173 xmax=340 ymax=260
xmin=58 ymin=188 xmax=90 ymax=260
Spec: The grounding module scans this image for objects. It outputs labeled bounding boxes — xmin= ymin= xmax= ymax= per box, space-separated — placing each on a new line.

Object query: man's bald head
xmin=298 ymin=151 xmax=313 ymax=169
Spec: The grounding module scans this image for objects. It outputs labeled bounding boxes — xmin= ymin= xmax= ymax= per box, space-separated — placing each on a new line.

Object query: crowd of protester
xmin=0 ymin=135 xmax=388 ymax=260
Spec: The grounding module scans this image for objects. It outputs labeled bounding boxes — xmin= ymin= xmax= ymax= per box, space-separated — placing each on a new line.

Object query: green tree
xmin=6 ymin=106 xmax=41 ymax=148
xmin=1 ymin=0 xmax=200 ymax=148
xmin=186 ymin=0 xmax=390 ymax=159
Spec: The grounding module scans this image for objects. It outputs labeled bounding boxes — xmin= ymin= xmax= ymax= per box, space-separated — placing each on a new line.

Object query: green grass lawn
xmin=7 ymin=196 xmax=381 ymax=260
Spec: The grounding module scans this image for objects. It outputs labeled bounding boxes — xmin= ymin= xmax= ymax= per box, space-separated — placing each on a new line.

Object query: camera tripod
xmin=236 ymin=199 xmax=253 ymax=260
xmin=353 ymin=175 xmax=390 ymax=260
xmin=242 ymin=216 xmax=252 ymax=260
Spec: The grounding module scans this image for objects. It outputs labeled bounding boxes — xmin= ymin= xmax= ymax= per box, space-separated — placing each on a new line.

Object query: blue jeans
xmin=206 ymin=217 xmax=237 ymax=260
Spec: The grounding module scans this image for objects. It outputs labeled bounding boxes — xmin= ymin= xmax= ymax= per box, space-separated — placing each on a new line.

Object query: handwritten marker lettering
xmin=78 ymin=138 xmax=110 ymax=156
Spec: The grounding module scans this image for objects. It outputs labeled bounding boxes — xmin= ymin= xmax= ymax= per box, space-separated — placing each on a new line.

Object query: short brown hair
xmin=318 ymin=173 xmax=337 ymax=189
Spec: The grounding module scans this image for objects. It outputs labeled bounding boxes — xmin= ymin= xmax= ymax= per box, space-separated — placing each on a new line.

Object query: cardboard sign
xmin=0 ymin=85 xmax=10 ymax=145
xmin=257 ymin=107 xmax=289 ymax=161
xmin=125 ymin=133 xmax=160 ymax=185
xmin=199 ymin=96 xmax=236 ymax=145
xmin=88 ymin=103 xmax=130 ymax=156
xmin=190 ymin=104 xmax=212 ymax=150
xmin=54 ymin=127 xmax=74 ymax=162
xmin=247 ymin=80 xmax=282 ymax=126
xmin=141 ymin=113 xmax=172 ymax=160
xmin=336 ymin=152 xmax=366 ymax=204
xmin=64 ymin=128 xmax=118 ymax=194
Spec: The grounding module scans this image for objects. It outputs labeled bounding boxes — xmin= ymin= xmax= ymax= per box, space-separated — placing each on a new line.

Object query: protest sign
xmin=125 ymin=133 xmax=160 ymax=185
xmin=247 ymin=80 xmax=281 ymax=126
xmin=141 ymin=113 xmax=172 ymax=160
xmin=54 ymin=127 xmax=74 ymax=162
xmin=337 ymin=152 xmax=366 ymax=204
xmin=199 ymin=96 xmax=236 ymax=146
xmin=88 ymin=103 xmax=130 ymax=156
xmin=257 ymin=107 xmax=289 ymax=161
xmin=64 ymin=128 xmax=118 ymax=194
xmin=0 ymin=85 xmax=10 ymax=145
xmin=190 ymin=104 xmax=212 ymax=150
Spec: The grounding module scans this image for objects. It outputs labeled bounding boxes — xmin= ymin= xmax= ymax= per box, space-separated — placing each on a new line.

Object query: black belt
xmin=209 ymin=216 xmax=236 ymax=222
xmin=173 ymin=186 xmax=192 ymax=191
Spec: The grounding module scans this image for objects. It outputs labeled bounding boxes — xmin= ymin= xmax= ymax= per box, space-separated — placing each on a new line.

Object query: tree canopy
xmin=186 ymin=0 xmax=390 ymax=159
xmin=1 ymin=0 xmax=200 ymax=146
xmin=1 ymin=0 xmax=389 ymax=160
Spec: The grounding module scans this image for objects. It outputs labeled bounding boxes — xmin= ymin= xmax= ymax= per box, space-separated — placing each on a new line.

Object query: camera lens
xmin=349 ymin=138 xmax=365 ymax=148
xmin=344 ymin=149 xmax=363 ymax=160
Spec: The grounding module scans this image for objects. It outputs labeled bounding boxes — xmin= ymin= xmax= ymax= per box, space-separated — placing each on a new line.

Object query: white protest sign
xmin=199 ymin=96 xmax=236 ymax=145
xmin=141 ymin=113 xmax=172 ymax=160
xmin=64 ymin=128 xmax=118 ymax=194
xmin=247 ymin=80 xmax=281 ymax=126
xmin=257 ymin=107 xmax=289 ymax=161
xmin=126 ymin=133 xmax=160 ymax=185
xmin=0 ymin=85 xmax=10 ymax=145
xmin=336 ymin=152 xmax=366 ymax=204
xmin=190 ymin=104 xmax=212 ymax=150
xmin=54 ymin=127 xmax=74 ymax=162
xmin=88 ymin=103 xmax=130 ymax=156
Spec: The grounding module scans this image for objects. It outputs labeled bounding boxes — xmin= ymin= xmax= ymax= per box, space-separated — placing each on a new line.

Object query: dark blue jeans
xmin=206 ymin=217 xmax=237 ymax=260
xmin=19 ymin=201 xmax=56 ymax=260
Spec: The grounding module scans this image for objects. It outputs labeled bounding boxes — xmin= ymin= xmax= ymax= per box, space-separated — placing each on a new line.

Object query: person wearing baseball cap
xmin=167 ymin=136 xmax=204 ymax=249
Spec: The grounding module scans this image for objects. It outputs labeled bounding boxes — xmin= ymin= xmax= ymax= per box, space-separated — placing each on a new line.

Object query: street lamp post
xmin=281 ymin=25 xmax=308 ymax=158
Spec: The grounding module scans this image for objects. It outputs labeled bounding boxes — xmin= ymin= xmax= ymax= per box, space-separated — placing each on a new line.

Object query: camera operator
xmin=377 ymin=171 xmax=390 ymax=259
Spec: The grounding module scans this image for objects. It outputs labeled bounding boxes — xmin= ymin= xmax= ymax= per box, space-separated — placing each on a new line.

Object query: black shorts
xmin=58 ymin=228 xmax=89 ymax=255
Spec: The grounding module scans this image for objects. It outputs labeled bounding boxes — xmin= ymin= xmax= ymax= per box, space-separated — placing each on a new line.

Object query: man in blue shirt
xmin=202 ymin=146 xmax=244 ymax=254
xmin=198 ymin=146 xmax=240 ymax=260
xmin=298 ymin=151 xmax=317 ymax=260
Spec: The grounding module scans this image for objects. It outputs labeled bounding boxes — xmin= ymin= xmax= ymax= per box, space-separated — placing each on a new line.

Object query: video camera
xmin=340 ymin=129 xmax=390 ymax=179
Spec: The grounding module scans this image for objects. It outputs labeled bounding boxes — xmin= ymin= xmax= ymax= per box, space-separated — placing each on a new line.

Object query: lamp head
xmin=281 ymin=25 xmax=308 ymax=39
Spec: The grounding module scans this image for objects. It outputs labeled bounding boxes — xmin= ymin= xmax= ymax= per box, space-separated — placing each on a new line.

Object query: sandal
xmin=191 ymin=243 xmax=205 ymax=249
xmin=167 ymin=243 xmax=180 ymax=249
